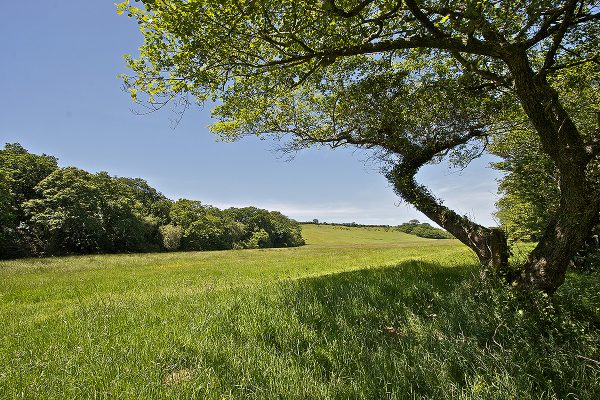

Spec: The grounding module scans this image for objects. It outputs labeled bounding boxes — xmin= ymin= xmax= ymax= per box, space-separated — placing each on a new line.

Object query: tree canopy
xmin=119 ymin=0 xmax=600 ymax=293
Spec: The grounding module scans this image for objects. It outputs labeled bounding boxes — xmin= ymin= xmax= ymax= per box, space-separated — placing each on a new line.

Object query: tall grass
xmin=1 ymin=225 xmax=598 ymax=399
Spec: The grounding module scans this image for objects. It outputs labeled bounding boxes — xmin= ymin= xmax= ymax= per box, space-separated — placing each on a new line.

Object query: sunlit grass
xmin=1 ymin=225 xmax=598 ymax=399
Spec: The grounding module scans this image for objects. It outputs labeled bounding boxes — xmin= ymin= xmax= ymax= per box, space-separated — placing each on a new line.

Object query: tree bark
xmin=517 ymin=207 xmax=600 ymax=293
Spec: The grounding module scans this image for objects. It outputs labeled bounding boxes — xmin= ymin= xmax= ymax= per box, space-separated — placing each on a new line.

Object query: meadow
xmin=1 ymin=225 xmax=598 ymax=399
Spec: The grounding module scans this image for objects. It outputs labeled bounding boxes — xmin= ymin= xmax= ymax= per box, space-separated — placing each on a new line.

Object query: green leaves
xmin=117 ymin=0 xmax=597 ymax=153
xmin=117 ymin=1 xmax=537 ymax=154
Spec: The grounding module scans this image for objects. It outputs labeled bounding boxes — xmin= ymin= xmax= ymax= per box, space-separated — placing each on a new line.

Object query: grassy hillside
xmin=1 ymin=225 xmax=598 ymax=399
xmin=0 ymin=225 xmax=465 ymax=308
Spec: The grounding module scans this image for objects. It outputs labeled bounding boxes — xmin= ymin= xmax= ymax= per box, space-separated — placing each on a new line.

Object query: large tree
xmin=118 ymin=0 xmax=600 ymax=293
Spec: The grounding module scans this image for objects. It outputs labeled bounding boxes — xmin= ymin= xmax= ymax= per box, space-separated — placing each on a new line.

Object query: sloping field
xmin=0 ymin=225 xmax=467 ymax=309
xmin=1 ymin=225 xmax=598 ymax=399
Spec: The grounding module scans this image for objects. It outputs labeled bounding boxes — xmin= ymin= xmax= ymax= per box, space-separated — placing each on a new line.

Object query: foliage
xmin=0 ymin=143 xmax=59 ymax=258
xmin=21 ymin=168 xmax=159 ymax=255
xmin=0 ymin=143 xmax=58 ymax=207
xmin=397 ymin=219 xmax=454 ymax=239
xmin=491 ymin=62 xmax=600 ymax=241
xmin=224 ymin=207 xmax=305 ymax=248
xmin=117 ymin=176 xmax=173 ymax=225
xmin=241 ymin=228 xmax=271 ymax=249
xmin=182 ymin=214 xmax=237 ymax=251
xmin=24 ymin=167 xmax=107 ymax=254
xmin=1 ymin=225 xmax=598 ymax=398
xmin=0 ymin=171 xmax=15 ymax=256
xmin=0 ymin=144 xmax=303 ymax=258
xmin=115 ymin=0 xmax=597 ymax=167
xmin=169 ymin=199 xmax=206 ymax=230
xmin=171 ymin=204 xmax=304 ymax=251
xmin=491 ymin=131 xmax=559 ymax=241
xmin=159 ymin=224 xmax=183 ymax=251
xmin=93 ymin=172 xmax=161 ymax=252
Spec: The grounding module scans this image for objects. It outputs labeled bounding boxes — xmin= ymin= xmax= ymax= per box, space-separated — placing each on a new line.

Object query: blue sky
xmin=0 ymin=1 xmax=502 ymax=226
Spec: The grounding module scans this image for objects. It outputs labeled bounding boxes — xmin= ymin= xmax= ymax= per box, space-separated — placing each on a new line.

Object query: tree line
xmin=0 ymin=143 xmax=304 ymax=259
xmin=307 ymin=219 xmax=453 ymax=240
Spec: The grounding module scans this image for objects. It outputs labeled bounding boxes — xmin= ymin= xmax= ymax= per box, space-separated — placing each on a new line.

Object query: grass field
xmin=1 ymin=225 xmax=599 ymax=399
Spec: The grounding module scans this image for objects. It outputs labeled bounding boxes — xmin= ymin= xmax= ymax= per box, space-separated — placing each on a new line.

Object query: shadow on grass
xmin=283 ymin=259 xmax=473 ymax=340
xmin=242 ymin=260 xmax=600 ymax=399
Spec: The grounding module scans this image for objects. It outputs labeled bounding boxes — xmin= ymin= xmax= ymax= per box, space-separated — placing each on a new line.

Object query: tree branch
xmin=451 ymin=53 xmax=511 ymax=87
xmin=523 ymin=3 xmax=571 ymax=46
xmin=524 ymin=2 xmax=599 ymax=48
xmin=404 ymin=0 xmax=447 ymax=38
xmin=324 ymin=0 xmax=376 ymax=18
xmin=542 ymin=0 xmax=579 ymax=71
xmin=387 ymin=136 xmax=508 ymax=269
xmin=546 ymin=56 xmax=600 ymax=72
xmin=257 ymin=34 xmax=498 ymax=70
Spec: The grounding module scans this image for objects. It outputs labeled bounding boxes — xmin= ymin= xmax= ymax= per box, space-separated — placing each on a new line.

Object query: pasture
xmin=1 ymin=225 xmax=598 ymax=399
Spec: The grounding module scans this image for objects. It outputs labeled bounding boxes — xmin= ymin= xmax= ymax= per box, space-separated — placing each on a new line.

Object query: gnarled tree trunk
xmin=517 ymin=206 xmax=600 ymax=293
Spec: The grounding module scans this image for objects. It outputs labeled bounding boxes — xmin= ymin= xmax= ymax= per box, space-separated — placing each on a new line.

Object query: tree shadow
xmin=259 ymin=260 xmax=600 ymax=398
xmin=160 ymin=260 xmax=598 ymax=398
xmin=281 ymin=259 xmax=472 ymax=336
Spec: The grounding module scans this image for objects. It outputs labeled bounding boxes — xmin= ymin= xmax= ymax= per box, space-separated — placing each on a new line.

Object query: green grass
xmin=1 ymin=225 xmax=599 ymax=399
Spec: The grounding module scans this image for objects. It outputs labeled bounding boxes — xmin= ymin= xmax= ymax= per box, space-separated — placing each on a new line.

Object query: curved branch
xmin=258 ymin=34 xmax=498 ymax=70
xmin=381 ymin=128 xmax=509 ymax=269
xmin=404 ymin=0 xmax=446 ymax=38
xmin=524 ymin=2 xmax=598 ymax=48
xmin=542 ymin=0 xmax=579 ymax=71
xmin=451 ymin=53 xmax=511 ymax=87
xmin=388 ymin=162 xmax=508 ymax=270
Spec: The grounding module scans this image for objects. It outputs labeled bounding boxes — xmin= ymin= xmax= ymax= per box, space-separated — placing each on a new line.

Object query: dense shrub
xmin=169 ymin=199 xmax=205 ymax=229
xmin=183 ymin=215 xmax=235 ymax=251
xmin=21 ymin=168 xmax=163 ymax=255
xmin=242 ymin=228 xmax=270 ymax=249
xmin=0 ymin=172 xmax=16 ymax=256
xmin=224 ymin=207 xmax=305 ymax=248
xmin=24 ymin=167 xmax=107 ymax=254
xmin=159 ymin=224 xmax=184 ymax=251
xmin=0 ymin=144 xmax=59 ymax=258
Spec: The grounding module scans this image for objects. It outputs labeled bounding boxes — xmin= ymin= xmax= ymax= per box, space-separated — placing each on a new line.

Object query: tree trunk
xmin=516 ymin=208 xmax=599 ymax=293
xmin=505 ymin=50 xmax=600 ymax=293
xmin=388 ymin=165 xmax=509 ymax=273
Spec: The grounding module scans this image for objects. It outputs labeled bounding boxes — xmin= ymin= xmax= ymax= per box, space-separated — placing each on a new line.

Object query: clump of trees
xmin=397 ymin=220 xmax=453 ymax=240
xmin=0 ymin=144 xmax=304 ymax=259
